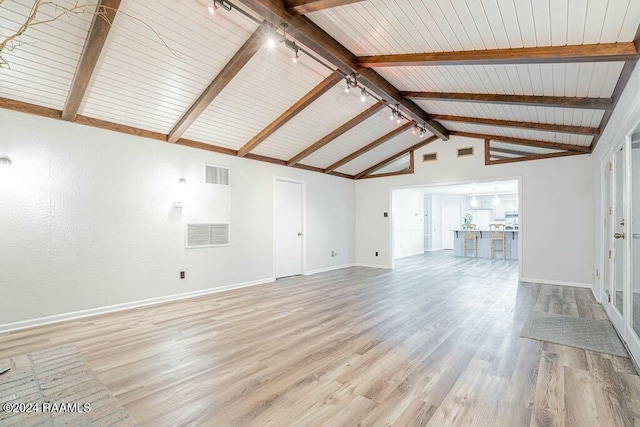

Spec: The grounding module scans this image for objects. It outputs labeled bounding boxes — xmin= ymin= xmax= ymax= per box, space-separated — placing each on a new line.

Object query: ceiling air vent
xmin=457 ymin=147 xmax=474 ymax=157
xmin=186 ymin=223 xmax=230 ymax=248
xmin=423 ymin=152 xmax=437 ymax=162
xmin=205 ymin=165 xmax=230 ymax=185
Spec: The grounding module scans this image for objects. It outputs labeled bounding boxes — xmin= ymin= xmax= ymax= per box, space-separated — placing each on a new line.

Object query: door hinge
xmin=609 ymin=162 xmax=612 ymax=171
xmin=609 ymin=207 xmax=612 ymax=215
xmin=609 ymin=250 xmax=612 ymax=259
xmin=608 ymin=294 xmax=612 ymax=303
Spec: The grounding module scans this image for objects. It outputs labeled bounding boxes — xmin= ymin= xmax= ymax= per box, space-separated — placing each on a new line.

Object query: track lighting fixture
xmin=344 ymin=73 xmax=358 ymax=93
xmin=284 ymin=39 xmax=301 ymax=63
xmin=360 ymin=87 xmax=368 ymax=102
xmin=207 ymin=0 xmax=231 ymax=15
xmin=412 ymin=124 xmax=418 ymax=135
xmin=266 ymin=30 xmax=277 ymax=49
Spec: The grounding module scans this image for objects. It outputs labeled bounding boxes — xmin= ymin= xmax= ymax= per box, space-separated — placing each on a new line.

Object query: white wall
xmin=392 ymin=189 xmax=424 ymax=259
xmin=0 ymin=109 xmax=355 ymax=327
xmin=592 ymin=63 xmax=640 ymax=302
xmin=355 ymin=136 xmax=594 ymax=285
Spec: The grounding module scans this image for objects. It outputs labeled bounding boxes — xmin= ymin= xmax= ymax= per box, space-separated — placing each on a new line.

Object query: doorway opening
xmin=391 ymin=179 xmax=521 ymax=277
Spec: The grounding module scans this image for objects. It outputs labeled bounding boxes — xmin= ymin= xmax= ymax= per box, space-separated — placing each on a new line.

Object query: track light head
xmin=266 ymin=34 xmax=277 ymax=49
xmin=412 ymin=124 xmax=418 ymax=135
xmin=389 ymin=109 xmax=395 ymax=121
xmin=360 ymin=87 xmax=368 ymax=102
xmin=292 ymin=48 xmax=301 ymax=63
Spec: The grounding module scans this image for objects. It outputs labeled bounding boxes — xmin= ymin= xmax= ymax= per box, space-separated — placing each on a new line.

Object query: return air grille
xmin=423 ymin=153 xmax=437 ymax=162
xmin=457 ymin=147 xmax=474 ymax=157
xmin=205 ymin=165 xmax=230 ymax=185
xmin=186 ymin=223 xmax=230 ymax=248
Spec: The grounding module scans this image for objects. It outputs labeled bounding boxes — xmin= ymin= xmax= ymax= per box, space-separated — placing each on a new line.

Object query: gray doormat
xmin=520 ymin=311 xmax=628 ymax=357
xmin=0 ymin=344 xmax=138 ymax=426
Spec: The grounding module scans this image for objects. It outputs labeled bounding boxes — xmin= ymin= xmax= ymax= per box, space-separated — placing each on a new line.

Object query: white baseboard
xmin=355 ymin=263 xmax=392 ymax=269
xmin=521 ymin=277 xmax=593 ymax=289
xmin=424 ymin=248 xmax=444 ymax=252
xmin=305 ymin=263 xmax=355 ymax=275
xmin=0 ymin=277 xmax=275 ymax=334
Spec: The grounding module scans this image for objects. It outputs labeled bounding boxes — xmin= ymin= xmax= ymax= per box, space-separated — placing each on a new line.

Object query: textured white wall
xmin=0 ymin=109 xmax=355 ymax=326
xmin=355 ymin=136 xmax=594 ymax=285
xmin=392 ymin=189 xmax=424 ymax=259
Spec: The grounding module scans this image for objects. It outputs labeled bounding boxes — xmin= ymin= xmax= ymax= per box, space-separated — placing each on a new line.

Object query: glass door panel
xmin=604 ymin=162 xmax=612 ymax=304
xmin=632 ymin=137 xmax=640 ymax=336
xmin=614 ymin=146 xmax=625 ymax=315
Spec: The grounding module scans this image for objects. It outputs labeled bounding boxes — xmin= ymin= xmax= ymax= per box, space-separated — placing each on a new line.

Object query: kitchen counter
xmin=453 ymin=230 xmax=518 ymax=259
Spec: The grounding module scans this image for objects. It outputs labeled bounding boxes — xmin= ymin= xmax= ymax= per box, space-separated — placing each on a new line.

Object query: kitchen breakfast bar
xmin=453 ymin=229 xmax=518 ymax=260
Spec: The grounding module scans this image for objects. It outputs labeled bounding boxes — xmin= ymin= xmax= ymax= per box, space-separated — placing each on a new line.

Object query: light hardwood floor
xmin=1 ymin=251 xmax=639 ymax=426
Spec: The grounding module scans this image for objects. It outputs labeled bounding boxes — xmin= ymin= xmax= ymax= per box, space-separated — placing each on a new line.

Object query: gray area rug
xmin=521 ymin=311 xmax=628 ymax=357
xmin=0 ymin=344 xmax=137 ymax=426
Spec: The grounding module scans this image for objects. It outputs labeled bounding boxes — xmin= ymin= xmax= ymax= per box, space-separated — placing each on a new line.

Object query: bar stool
xmin=489 ymin=223 xmax=506 ymax=259
xmin=462 ymin=224 xmax=477 ymax=258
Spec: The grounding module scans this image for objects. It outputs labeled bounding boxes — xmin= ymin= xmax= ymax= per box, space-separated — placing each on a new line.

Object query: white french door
xmin=603 ymin=132 xmax=640 ymax=362
xmin=274 ymin=178 xmax=304 ymax=279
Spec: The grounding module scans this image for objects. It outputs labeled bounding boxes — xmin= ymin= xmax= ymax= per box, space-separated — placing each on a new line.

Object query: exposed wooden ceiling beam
xmin=490 ymin=146 xmax=536 ymax=157
xmin=450 ymin=130 xmax=590 ymax=152
xmin=431 ymin=114 xmax=599 ymax=135
xmin=62 ymin=0 xmax=121 ymax=121
xmin=358 ymin=42 xmax=639 ymax=68
xmin=238 ymin=73 xmax=341 ymax=157
xmin=167 ymin=26 xmax=265 ymax=143
xmin=355 ymin=135 xmax=438 ymax=179
xmin=231 ymin=0 xmax=449 ymax=140
xmin=287 ymin=101 xmax=385 ymax=166
xmin=324 ymin=122 xmax=413 ymax=173
xmin=401 ymin=91 xmax=614 ymax=110
xmin=285 ymin=0 xmax=366 ymax=15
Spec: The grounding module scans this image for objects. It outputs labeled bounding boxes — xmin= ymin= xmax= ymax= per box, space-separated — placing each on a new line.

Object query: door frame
xmin=273 ymin=177 xmax=306 ymax=278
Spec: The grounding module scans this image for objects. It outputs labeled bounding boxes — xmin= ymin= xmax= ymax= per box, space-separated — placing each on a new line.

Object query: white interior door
xmin=441 ymin=204 xmax=461 ymax=250
xmin=274 ymin=179 xmax=303 ymax=278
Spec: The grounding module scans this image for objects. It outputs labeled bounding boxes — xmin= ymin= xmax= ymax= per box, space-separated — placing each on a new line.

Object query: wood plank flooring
xmin=1 ymin=251 xmax=639 ymax=426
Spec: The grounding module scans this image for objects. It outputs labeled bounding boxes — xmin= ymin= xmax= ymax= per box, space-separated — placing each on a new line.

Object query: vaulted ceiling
xmin=1 ymin=0 xmax=639 ymax=178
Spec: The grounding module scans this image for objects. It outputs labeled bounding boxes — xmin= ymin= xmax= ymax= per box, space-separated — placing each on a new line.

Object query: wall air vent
xmin=457 ymin=147 xmax=474 ymax=157
xmin=186 ymin=223 xmax=230 ymax=248
xmin=205 ymin=165 xmax=230 ymax=185
xmin=423 ymin=152 xmax=438 ymax=162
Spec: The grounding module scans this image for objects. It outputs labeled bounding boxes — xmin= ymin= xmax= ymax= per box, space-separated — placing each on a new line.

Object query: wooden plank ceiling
xmin=0 ymin=0 xmax=639 ymax=178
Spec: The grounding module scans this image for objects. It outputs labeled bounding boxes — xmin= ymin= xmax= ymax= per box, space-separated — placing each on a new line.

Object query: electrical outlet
xmin=375 ymin=251 xmax=379 ymax=256
xmin=180 ymin=271 xmax=185 ymax=279
xmin=383 ymin=212 xmax=388 ymax=217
